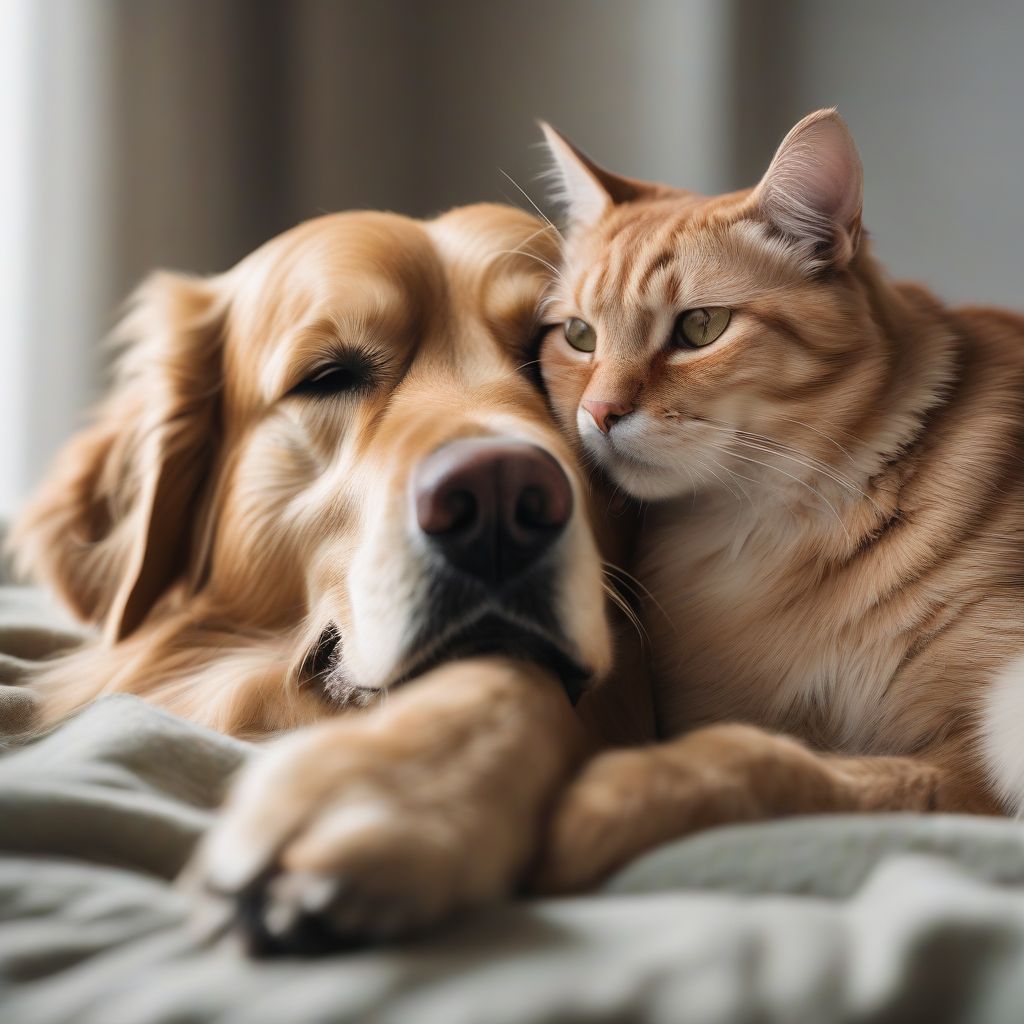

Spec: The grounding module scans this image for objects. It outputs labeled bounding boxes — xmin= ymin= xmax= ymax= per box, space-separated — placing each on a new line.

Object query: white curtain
xmin=0 ymin=0 xmax=733 ymax=517
xmin=2 ymin=1 xmax=116 ymax=515
xmin=2 ymin=0 xmax=1020 ymax=515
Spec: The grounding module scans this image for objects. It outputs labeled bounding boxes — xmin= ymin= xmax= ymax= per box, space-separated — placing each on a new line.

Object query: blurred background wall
xmin=1 ymin=0 xmax=1022 ymax=516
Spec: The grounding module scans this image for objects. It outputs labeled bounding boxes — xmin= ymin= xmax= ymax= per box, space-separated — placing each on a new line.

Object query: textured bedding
xmin=3 ymin=582 xmax=1024 ymax=1023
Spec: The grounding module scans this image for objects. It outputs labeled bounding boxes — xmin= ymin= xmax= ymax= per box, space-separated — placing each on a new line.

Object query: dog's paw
xmin=184 ymin=658 xmax=579 ymax=953
xmin=187 ymin=726 xmax=513 ymax=953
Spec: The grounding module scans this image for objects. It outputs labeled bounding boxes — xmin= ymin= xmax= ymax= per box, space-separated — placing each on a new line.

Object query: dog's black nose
xmin=413 ymin=438 xmax=573 ymax=585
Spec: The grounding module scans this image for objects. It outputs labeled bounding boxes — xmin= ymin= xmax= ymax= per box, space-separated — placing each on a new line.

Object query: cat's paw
xmin=531 ymin=747 xmax=675 ymax=895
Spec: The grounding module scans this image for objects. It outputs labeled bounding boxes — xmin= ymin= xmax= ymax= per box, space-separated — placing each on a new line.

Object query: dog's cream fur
xmin=14 ymin=205 xmax=612 ymax=731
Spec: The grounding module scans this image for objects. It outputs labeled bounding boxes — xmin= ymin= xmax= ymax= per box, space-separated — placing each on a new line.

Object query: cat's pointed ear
xmin=752 ymin=108 xmax=864 ymax=269
xmin=540 ymin=122 xmax=643 ymax=234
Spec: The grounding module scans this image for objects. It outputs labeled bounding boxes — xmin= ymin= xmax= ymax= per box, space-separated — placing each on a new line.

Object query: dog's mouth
xmin=394 ymin=611 xmax=590 ymax=703
xmin=304 ymin=611 xmax=590 ymax=707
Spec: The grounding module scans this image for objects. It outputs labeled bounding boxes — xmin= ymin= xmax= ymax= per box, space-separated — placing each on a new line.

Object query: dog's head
xmin=14 ymin=205 xmax=611 ymax=712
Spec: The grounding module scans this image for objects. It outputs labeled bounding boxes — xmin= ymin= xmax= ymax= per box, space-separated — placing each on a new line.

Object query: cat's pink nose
xmin=583 ymin=398 xmax=634 ymax=434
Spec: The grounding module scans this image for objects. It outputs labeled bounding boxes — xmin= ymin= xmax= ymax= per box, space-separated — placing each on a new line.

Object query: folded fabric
xmin=4 ymin=585 xmax=1024 ymax=1023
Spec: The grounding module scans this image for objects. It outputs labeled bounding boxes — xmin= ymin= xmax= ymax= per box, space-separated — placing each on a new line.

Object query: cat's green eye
xmin=564 ymin=317 xmax=596 ymax=353
xmin=674 ymin=307 xmax=731 ymax=349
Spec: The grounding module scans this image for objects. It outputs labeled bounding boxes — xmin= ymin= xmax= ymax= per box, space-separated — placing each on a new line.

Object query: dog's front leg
xmin=186 ymin=657 xmax=584 ymax=952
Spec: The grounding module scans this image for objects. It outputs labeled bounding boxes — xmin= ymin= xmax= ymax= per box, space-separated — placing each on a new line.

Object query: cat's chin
xmin=579 ymin=412 xmax=732 ymax=503
xmin=594 ymin=449 xmax=694 ymax=502
xmin=593 ymin=438 xmax=747 ymax=503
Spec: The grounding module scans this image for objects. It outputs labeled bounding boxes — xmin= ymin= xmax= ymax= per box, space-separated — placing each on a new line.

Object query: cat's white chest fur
xmin=636 ymin=500 xmax=910 ymax=753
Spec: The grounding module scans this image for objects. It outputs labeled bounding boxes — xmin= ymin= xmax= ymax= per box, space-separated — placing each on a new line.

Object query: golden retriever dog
xmin=11 ymin=203 xmax=627 ymax=950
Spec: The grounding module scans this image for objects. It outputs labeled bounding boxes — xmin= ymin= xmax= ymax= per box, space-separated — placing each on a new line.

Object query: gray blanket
xmin=3 ymin=583 xmax=1024 ymax=1023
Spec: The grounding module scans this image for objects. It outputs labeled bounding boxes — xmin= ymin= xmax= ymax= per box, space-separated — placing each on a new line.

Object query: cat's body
xmin=532 ymin=111 xmax=1024 ymax=891
xmin=638 ymin=276 xmax=1024 ymax=775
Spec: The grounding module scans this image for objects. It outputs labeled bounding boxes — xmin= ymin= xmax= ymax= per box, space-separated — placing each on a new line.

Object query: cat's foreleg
xmin=530 ymin=723 xmax=984 ymax=895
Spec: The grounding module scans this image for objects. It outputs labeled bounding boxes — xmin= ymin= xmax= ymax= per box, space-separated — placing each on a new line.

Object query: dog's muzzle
xmin=400 ymin=436 xmax=589 ymax=701
xmin=306 ymin=437 xmax=590 ymax=708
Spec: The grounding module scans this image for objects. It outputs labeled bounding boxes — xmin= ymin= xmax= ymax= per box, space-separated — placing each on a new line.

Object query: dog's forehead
xmin=222 ymin=206 xmax=554 ymax=404
xmin=421 ymin=204 xmax=556 ymax=367
xmin=426 ymin=204 xmax=557 ymax=286
xmin=230 ymin=212 xmax=442 ymax=329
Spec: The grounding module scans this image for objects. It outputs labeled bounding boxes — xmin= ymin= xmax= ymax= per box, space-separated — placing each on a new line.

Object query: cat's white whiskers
xmin=725 ymin=448 xmax=852 ymax=540
xmin=697 ymin=419 xmax=884 ymax=515
xmin=493 ymin=248 xmax=566 ymax=284
xmin=775 ymin=414 xmax=857 ymax=463
xmin=498 ymin=169 xmax=564 ymax=245
xmin=513 ymin=358 xmax=542 ymax=376
xmin=729 ymin=425 xmax=854 ymax=478
xmin=732 ymin=434 xmax=870 ymax=498
xmin=704 ymin=454 xmax=756 ymax=507
xmin=692 ymin=454 xmax=745 ymax=503
xmin=732 ymin=435 xmax=886 ymax=516
xmin=484 ymin=222 xmax=560 ymax=268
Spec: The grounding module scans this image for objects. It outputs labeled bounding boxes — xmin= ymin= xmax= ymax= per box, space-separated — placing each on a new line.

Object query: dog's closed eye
xmin=289 ymin=350 xmax=381 ymax=400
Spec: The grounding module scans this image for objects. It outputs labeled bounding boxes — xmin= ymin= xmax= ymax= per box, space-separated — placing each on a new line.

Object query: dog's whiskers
xmin=602 ymin=561 xmax=674 ymax=633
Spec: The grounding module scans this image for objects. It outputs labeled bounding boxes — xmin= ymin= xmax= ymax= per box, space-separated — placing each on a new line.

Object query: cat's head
xmin=538 ymin=109 xmax=879 ymax=503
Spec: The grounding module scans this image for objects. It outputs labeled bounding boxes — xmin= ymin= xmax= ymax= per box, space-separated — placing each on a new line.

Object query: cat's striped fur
xmin=533 ymin=110 xmax=1024 ymax=892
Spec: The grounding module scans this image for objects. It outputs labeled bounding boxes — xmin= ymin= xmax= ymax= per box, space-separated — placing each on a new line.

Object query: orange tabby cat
xmin=533 ymin=109 xmax=1024 ymax=893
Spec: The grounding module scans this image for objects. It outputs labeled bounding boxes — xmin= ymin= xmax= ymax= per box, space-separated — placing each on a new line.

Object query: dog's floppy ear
xmin=11 ymin=271 xmax=225 ymax=642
